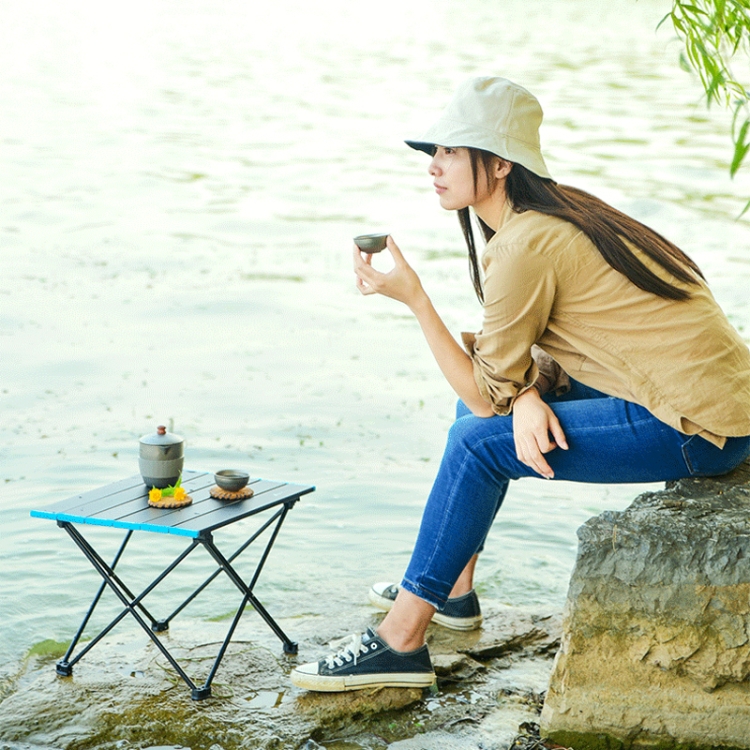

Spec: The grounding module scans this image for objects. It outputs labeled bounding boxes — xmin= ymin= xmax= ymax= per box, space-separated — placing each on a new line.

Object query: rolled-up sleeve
xmin=461 ymin=244 xmax=558 ymax=415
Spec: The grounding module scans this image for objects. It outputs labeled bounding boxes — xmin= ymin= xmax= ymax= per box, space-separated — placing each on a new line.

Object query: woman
xmin=290 ymin=77 xmax=750 ymax=692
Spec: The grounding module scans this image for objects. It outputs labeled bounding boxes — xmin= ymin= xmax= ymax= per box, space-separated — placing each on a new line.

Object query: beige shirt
xmin=461 ymin=201 xmax=750 ymax=448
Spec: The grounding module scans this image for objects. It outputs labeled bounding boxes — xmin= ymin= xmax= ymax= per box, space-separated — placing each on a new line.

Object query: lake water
xmin=1 ymin=0 xmax=749 ymax=693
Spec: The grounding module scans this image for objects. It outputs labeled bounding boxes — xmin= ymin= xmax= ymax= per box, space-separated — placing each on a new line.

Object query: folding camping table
xmin=30 ymin=469 xmax=315 ymax=700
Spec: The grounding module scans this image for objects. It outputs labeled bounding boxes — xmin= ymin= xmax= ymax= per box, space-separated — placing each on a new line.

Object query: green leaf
xmin=667 ymin=0 xmax=750 ymax=206
xmin=730 ymin=119 xmax=750 ymax=177
xmin=671 ymin=14 xmax=687 ymax=33
xmin=656 ymin=10 xmax=672 ymax=30
xmin=681 ymin=4 xmax=709 ymax=20
xmin=153 ymin=473 xmax=182 ymax=496
xmin=707 ymin=69 xmax=728 ymax=103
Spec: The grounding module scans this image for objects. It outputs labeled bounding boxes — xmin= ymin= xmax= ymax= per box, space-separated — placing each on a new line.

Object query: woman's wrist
xmin=516 ymin=386 xmax=542 ymax=404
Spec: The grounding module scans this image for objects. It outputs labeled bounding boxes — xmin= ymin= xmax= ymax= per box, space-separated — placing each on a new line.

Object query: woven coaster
xmin=148 ymin=494 xmax=193 ymax=509
xmin=209 ymin=486 xmax=254 ymax=501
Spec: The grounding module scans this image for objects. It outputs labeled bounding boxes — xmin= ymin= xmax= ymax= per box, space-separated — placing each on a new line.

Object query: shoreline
xmin=0 ymin=601 xmax=561 ymax=750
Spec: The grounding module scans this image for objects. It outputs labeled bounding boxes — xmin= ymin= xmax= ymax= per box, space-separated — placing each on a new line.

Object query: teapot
xmin=139 ymin=425 xmax=185 ymax=489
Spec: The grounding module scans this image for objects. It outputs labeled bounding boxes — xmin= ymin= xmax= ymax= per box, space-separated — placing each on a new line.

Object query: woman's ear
xmin=495 ymin=159 xmax=513 ymax=179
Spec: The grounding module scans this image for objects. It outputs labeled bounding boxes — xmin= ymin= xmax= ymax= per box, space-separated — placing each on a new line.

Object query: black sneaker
xmin=290 ymin=627 xmax=435 ymax=692
xmin=368 ymin=582 xmax=483 ymax=631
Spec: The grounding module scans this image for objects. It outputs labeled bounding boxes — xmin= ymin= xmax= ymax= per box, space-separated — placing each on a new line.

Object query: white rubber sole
xmin=368 ymin=586 xmax=483 ymax=632
xmin=290 ymin=667 xmax=436 ymax=692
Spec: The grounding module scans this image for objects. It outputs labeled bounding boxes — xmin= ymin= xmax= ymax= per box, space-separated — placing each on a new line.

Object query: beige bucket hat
xmin=405 ymin=76 xmax=552 ymax=180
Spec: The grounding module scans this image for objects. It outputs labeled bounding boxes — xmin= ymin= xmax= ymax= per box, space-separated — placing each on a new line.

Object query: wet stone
xmin=0 ymin=605 xmax=561 ymax=750
xmin=431 ymin=653 xmax=486 ymax=680
xmin=461 ymin=609 xmax=562 ymax=661
xmin=387 ymin=731 xmax=488 ymax=749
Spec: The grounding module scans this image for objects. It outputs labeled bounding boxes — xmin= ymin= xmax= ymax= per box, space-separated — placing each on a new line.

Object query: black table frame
xmin=31 ymin=470 xmax=315 ymax=700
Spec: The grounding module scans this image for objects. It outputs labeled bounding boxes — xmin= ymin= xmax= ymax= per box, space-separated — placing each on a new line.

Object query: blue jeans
xmin=401 ymin=380 xmax=750 ymax=610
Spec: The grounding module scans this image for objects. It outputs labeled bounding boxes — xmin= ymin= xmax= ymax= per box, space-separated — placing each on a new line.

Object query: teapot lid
xmin=139 ymin=425 xmax=184 ymax=446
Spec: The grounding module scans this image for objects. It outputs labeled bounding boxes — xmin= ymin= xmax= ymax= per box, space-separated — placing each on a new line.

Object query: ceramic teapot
xmin=139 ymin=425 xmax=185 ymax=488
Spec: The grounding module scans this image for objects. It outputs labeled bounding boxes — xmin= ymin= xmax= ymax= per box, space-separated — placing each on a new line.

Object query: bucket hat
xmin=405 ymin=77 xmax=552 ymax=180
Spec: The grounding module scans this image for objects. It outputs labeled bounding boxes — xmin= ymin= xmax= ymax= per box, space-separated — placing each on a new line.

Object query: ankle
xmin=448 ymin=582 xmax=473 ymax=598
xmin=449 ymin=554 xmax=478 ymax=598
xmin=376 ymin=623 xmax=425 ymax=653
xmin=376 ymin=590 xmax=434 ymax=652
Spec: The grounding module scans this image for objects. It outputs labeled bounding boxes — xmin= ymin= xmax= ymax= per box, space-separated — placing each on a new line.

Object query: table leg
xmin=156 ymin=505 xmax=285 ymax=628
xmin=56 ymin=526 xmax=133 ymax=676
xmin=56 ymin=522 xmax=205 ymax=694
xmin=153 ymin=502 xmax=300 ymax=698
xmin=200 ymin=501 xmax=299 ymax=655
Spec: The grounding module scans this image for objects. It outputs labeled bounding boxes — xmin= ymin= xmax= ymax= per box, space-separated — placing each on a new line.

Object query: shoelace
xmin=324 ymin=632 xmax=370 ymax=668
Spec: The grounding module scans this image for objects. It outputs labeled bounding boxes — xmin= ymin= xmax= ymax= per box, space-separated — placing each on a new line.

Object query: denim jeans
xmin=401 ymin=380 xmax=750 ymax=610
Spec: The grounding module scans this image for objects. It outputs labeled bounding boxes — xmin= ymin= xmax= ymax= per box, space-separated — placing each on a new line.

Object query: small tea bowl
xmin=214 ymin=470 xmax=250 ymax=492
xmin=354 ymin=233 xmax=389 ymax=253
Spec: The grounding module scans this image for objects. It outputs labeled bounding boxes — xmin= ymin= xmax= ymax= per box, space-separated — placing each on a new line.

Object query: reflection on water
xmin=1 ymin=0 xmax=748 ymax=687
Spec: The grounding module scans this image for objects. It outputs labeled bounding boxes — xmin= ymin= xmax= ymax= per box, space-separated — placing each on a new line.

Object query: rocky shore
xmin=0 ymin=602 xmax=561 ymax=750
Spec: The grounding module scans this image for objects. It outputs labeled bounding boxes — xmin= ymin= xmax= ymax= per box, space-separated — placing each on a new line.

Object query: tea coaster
xmin=209 ymin=486 xmax=254 ymax=501
xmin=148 ymin=494 xmax=193 ymax=509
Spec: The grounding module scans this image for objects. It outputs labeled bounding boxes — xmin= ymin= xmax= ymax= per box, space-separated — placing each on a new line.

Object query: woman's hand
xmin=512 ymin=388 xmax=568 ymax=478
xmin=353 ymin=236 xmax=426 ymax=310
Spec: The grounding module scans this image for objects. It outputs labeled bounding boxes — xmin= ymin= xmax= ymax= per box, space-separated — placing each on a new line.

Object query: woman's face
xmin=428 ymin=146 xmax=506 ymax=219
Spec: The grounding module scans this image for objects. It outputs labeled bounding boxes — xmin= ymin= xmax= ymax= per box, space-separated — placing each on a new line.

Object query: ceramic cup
xmin=214 ymin=470 xmax=250 ymax=493
xmin=354 ymin=233 xmax=389 ymax=253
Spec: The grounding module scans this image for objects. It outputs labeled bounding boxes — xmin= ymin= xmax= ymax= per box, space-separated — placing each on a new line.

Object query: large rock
xmin=541 ymin=460 xmax=750 ymax=750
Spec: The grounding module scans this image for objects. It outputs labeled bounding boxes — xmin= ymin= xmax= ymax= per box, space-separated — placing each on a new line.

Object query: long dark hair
xmin=458 ymin=149 xmax=704 ymax=304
